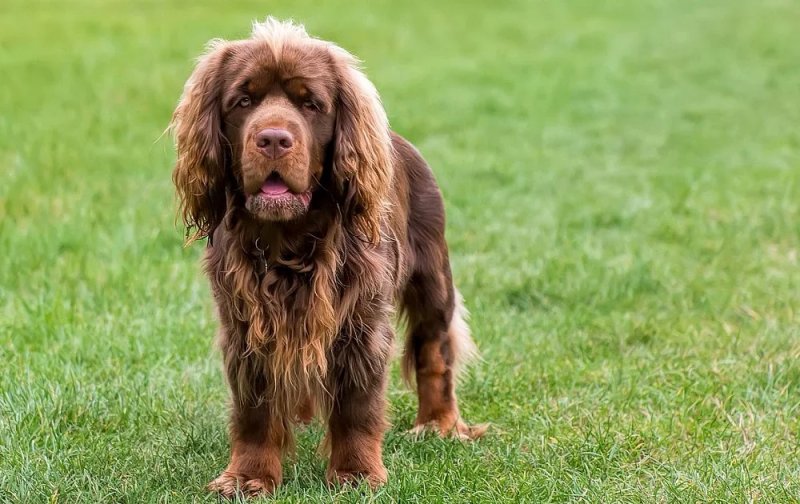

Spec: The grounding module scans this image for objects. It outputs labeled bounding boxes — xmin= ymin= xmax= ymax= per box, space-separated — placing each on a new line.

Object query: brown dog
xmin=170 ymin=17 xmax=484 ymax=498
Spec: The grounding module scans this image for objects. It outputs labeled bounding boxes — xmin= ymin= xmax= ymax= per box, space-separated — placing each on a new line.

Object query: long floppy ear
xmin=330 ymin=46 xmax=394 ymax=244
xmin=170 ymin=40 xmax=235 ymax=244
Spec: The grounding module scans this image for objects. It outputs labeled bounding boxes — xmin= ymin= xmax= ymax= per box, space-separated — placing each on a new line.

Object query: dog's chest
xmin=207 ymin=242 xmax=338 ymax=347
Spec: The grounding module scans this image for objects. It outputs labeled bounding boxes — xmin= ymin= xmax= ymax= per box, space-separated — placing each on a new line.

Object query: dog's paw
xmin=409 ymin=418 xmax=488 ymax=441
xmin=207 ymin=471 xmax=277 ymax=499
xmin=326 ymin=464 xmax=388 ymax=489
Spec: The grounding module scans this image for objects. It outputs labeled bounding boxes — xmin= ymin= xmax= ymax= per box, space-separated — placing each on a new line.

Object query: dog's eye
xmin=237 ymin=96 xmax=251 ymax=108
xmin=302 ymin=100 xmax=317 ymax=111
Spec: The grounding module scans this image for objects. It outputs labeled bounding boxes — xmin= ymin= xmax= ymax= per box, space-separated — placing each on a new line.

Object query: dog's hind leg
xmin=400 ymin=257 xmax=486 ymax=440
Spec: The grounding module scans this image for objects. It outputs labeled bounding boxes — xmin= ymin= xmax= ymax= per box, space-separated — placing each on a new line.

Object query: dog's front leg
xmin=208 ymin=356 xmax=285 ymax=498
xmin=325 ymin=322 xmax=392 ymax=488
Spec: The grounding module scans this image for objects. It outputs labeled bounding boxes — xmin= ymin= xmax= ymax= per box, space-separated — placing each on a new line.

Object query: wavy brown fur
xmin=170 ymin=17 xmax=483 ymax=498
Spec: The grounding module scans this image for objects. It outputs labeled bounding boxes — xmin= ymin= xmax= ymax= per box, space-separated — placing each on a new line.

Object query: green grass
xmin=2 ymin=0 xmax=800 ymax=501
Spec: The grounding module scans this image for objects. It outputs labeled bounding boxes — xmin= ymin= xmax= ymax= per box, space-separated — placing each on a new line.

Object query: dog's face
xmin=222 ymin=45 xmax=337 ymax=221
xmin=171 ymin=20 xmax=394 ymax=242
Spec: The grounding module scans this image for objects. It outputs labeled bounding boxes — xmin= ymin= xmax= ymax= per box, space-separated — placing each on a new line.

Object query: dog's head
xmin=171 ymin=18 xmax=392 ymax=242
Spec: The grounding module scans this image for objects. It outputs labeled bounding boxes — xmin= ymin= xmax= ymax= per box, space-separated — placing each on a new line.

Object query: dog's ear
xmin=329 ymin=46 xmax=393 ymax=244
xmin=170 ymin=40 xmax=235 ymax=244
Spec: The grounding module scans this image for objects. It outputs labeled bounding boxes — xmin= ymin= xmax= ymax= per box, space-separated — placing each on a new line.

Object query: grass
xmin=2 ymin=0 xmax=800 ymax=501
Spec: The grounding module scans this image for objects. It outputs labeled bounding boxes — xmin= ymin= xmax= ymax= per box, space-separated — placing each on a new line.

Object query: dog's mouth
xmin=245 ymin=173 xmax=312 ymax=221
xmin=255 ymin=173 xmax=312 ymax=204
xmin=260 ymin=174 xmax=292 ymax=197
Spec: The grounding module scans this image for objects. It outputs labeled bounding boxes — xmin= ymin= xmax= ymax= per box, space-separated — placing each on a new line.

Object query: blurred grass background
xmin=1 ymin=0 xmax=800 ymax=501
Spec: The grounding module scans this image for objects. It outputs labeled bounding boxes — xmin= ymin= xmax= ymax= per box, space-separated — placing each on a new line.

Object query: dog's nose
xmin=255 ymin=128 xmax=294 ymax=159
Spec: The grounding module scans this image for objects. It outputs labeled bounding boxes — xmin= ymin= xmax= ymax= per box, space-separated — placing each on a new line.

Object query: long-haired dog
xmin=170 ymin=18 xmax=484 ymax=497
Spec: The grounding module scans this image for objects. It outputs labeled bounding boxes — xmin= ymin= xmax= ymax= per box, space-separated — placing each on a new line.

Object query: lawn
xmin=2 ymin=0 xmax=800 ymax=501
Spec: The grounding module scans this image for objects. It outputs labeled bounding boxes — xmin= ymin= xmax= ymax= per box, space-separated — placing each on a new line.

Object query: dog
xmin=170 ymin=17 xmax=484 ymax=498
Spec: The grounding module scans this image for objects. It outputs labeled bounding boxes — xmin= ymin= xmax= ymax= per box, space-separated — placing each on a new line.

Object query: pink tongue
xmin=260 ymin=178 xmax=290 ymax=196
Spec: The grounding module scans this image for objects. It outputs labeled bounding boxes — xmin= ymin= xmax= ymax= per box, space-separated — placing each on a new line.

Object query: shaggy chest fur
xmin=204 ymin=222 xmax=394 ymax=416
